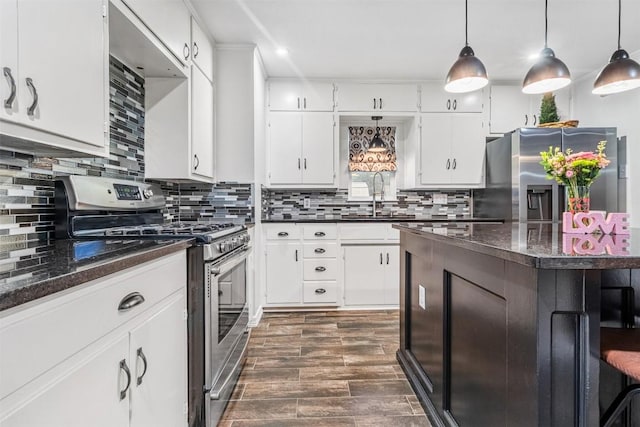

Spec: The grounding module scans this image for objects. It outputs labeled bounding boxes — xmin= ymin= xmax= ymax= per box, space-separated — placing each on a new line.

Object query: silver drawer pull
xmin=315 ymin=288 xmax=326 ymax=294
xmin=277 ymin=232 xmax=289 ymax=237
xmin=314 ymin=231 xmax=326 ymax=237
xmin=315 ymin=266 xmax=326 ymax=272
xmin=136 ymin=348 xmax=148 ymax=386
xmin=314 ymin=248 xmax=326 ymax=254
xmin=118 ymin=292 xmax=145 ymax=311
xmin=119 ymin=359 xmax=131 ymax=400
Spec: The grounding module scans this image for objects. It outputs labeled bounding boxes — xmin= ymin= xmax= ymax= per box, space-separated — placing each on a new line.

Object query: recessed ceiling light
xmin=276 ymin=47 xmax=289 ymax=57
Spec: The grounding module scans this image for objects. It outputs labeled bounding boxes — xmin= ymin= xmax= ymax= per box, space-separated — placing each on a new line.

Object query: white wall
xmin=571 ymin=50 xmax=640 ymax=227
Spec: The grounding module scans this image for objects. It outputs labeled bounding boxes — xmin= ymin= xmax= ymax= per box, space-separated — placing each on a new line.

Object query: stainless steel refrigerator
xmin=474 ymin=127 xmax=620 ymax=222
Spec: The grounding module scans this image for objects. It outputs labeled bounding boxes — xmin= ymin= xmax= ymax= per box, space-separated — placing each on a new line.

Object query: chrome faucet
xmin=372 ymin=172 xmax=385 ymax=218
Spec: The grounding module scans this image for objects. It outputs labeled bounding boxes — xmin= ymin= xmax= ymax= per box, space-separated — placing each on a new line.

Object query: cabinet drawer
xmin=302 ymin=225 xmax=337 ymax=240
xmin=0 ymin=251 xmax=186 ymax=400
xmin=303 ymin=281 xmax=338 ymax=304
xmin=265 ymin=224 xmax=300 ymax=240
xmin=339 ymin=224 xmax=391 ymax=241
xmin=303 ymin=259 xmax=337 ymax=280
xmin=303 ymin=242 xmax=337 ymax=258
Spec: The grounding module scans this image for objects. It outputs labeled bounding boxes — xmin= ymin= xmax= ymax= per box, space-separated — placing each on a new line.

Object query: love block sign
xmin=562 ymin=212 xmax=630 ymax=235
xmin=562 ymin=233 xmax=629 ymax=256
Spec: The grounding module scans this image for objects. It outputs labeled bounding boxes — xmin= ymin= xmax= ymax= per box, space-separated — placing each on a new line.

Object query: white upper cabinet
xmin=190 ymin=66 xmax=215 ymax=179
xmin=0 ymin=0 xmax=108 ymax=157
xmin=191 ymin=17 xmax=214 ymax=81
xmin=336 ymin=83 xmax=419 ymax=112
xmin=268 ymin=112 xmax=335 ymax=186
xmin=268 ymin=80 xmax=334 ymax=111
xmin=121 ymin=0 xmax=191 ymax=66
xmin=489 ymin=85 xmax=572 ymax=134
xmin=419 ymin=114 xmax=486 ymax=187
xmin=421 ymin=82 xmax=484 ymax=113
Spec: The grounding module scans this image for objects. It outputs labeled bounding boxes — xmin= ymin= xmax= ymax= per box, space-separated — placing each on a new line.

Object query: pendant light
xmin=445 ymin=0 xmax=488 ymax=93
xmin=522 ymin=0 xmax=571 ymax=94
xmin=368 ymin=116 xmax=386 ymax=152
xmin=592 ymin=0 xmax=640 ymax=95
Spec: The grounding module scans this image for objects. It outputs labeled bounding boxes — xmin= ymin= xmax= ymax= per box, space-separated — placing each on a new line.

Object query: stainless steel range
xmin=55 ymin=175 xmax=250 ymax=427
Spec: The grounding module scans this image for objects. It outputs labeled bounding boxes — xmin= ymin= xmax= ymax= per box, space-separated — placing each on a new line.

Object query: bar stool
xmin=600 ymin=327 xmax=640 ymax=427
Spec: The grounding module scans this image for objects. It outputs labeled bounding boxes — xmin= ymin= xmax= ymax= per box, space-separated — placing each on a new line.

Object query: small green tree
xmin=539 ymin=92 xmax=560 ymax=124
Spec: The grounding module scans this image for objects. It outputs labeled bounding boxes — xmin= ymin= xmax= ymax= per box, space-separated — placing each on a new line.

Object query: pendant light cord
xmin=465 ymin=0 xmax=469 ymax=46
xmin=544 ymin=0 xmax=548 ymax=48
xmin=617 ymin=0 xmax=622 ymax=49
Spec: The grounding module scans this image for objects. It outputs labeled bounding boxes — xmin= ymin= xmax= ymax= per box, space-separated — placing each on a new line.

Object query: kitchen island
xmin=395 ymin=222 xmax=640 ymax=427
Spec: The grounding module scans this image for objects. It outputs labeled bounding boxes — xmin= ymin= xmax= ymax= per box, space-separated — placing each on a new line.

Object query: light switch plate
xmin=303 ymin=198 xmax=311 ymax=208
xmin=433 ymin=194 xmax=448 ymax=204
xmin=419 ymin=285 xmax=426 ymax=309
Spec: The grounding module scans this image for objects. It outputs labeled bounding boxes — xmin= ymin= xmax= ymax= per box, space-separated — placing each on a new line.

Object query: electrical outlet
xmin=303 ymin=198 xmax=311 ymax=208
xmin=433 ymin=193 xmax=448 ymax=204
xmin=419 ymin=285 xmax=426 ymax=310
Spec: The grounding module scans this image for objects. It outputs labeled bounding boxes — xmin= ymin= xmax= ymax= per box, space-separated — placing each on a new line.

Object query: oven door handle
xmin=210 ymin=330 xmax=249 ymax=400
xmin=209 ymin=246 xmax=251 ymax=277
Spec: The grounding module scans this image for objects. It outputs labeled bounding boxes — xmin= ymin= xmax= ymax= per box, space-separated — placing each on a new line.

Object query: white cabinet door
xmin=1 ymin=335 xmax=130 ymax=427
xmin=383 ymin=247 xmax=400 ymax=305
xmin=421 ymin=83 xmax=484 ymax=113
xmin=420 ymin=114 xmax=452 ymax=185
xmin=191 ymin=17 xmax=213 ymax=81
xmin=489 ymin=85 xmax=532 ymax=134
xmin=302 ymin=112 xmax=334 ymax=185
xmin=130 ymin=294 xmax=187 ymax=427
xmin=265 ymin=242 xmax=302 ymax=304
xmin=16 ymin=0 xmax=106 ymax=147
xmin=450 ymin=115 xmax=486 ymax=186
xmin=337 ymin=83 xmax=418 ymax=112
xmin=269 ymin=80 xmax=302 ymax=111
xmin=301 ymin=81 xmax=334 ymax=111
xmin=191 ymin=66 xmax=215 ymax=179
xmin=343 ymin=246 xmax=385 ymax=305
xmin=1 ymin=0 xmax=18 ymax=119
xmin=268 ymin=112 xmax=303 ymax=185
xmin=122 ymin=0 xmax=191 ymax=65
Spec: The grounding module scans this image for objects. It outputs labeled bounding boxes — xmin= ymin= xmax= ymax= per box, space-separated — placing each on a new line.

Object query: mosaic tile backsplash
xmin=163 ymin=182 xmax=253 ymax=223
xmin=262 ymin=188 xmax=470 ymax=220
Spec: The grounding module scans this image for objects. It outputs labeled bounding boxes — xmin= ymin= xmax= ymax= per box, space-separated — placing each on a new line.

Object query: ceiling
xmin=191 ymin=0 xmax=640 ymax=83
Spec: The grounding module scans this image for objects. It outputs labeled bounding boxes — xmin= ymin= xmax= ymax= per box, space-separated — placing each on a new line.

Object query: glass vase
xmin=566 ymin=185 xmax=590 ymax=213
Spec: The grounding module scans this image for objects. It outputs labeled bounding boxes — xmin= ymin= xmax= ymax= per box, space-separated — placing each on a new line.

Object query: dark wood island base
xmin=395 ymin=223 xmax=640 ymax=427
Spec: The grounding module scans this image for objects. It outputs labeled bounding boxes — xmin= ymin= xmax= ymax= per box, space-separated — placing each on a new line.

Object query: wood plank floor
xmin=219 ymin=310 xmax=432 ymax=427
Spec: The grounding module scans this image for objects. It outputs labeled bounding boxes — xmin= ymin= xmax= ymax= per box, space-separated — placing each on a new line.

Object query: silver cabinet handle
xmin=3 ymin=67 xmax=16 ymax=108
xmin=315 ymin=266 xmax=326 ymax=272
xmin=304 ymin=158 xmax=307 ymax=169
xmin=297 ymin=97 xmax=300 ymax=109
xmin=295 ymin=249 xmax=298 ymax=261
xmin=298 ymin=158 xmax=301 ymax=169
xmin=533 ymin=114 xmax=537 ymax=126
xmin=183 ymin=43 xmax=190 ymax=60
xmin=386 ymin=253 xmax=389 ymax=264
xmin=303 ymin=97 xmax=307 ymax=109
xmin=277 ymin=231 xmax=289 ymax=237
xmin=525 ymin=114 xmax=528 ymax=126
xmin=315 ymin=288 xmax=326 ymax=294
xmin=314 ymin=231 xmax=326 ymax=237
xmin=373 ymin=98 xmax=377 ymax=109
xmin=452 ymin=158 xmax=457 ymax=169
xmin=136 ymin=348 xmax=148 ymax=386
xmin=193 ymin=154 xmax=199 ymax=170
xmin=446 ymin=99 xmax=451 ymax=110
xmin=314 ymin=248 xmax=326 ymax=254
xmin=446 ymin=159 xmax=451 ymax=170
xmin=380 ymin=253 xmax=383 ymax=264
xmin=119 ymin=359 xmax=131 ymax=400
xmin=25 ymin=78 xmax=38 ymax=116
xmin=193 ymin=41 xmax=199 ymax=58
xmin=118 ymin=292 xmax=145 ymax=311
xmin=379 ymin=98 xmax=383 ymax=109
xmin=453 ymin=99 xmax=457 ymax=110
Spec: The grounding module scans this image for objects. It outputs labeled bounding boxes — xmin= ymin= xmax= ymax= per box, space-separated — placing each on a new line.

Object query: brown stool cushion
xmin=600 ymin=327 xmax=640 ymax=382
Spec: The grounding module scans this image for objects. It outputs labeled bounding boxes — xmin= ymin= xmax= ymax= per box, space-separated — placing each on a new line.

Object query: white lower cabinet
xmin=265 ymin=241 xmax=302 ymax=304
xmin=0 ymin=252 xmax=187 ymax=427
xmin=343 ymin=245 xmax=399 ymax=306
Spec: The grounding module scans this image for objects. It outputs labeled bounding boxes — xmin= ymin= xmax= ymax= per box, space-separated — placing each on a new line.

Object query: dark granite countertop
xmin=0 ymin=238 xmax=194 ymax=312
xmin=394 ymin=222 xmax=640 ymax=269
xmin=262 ymin=217 xmax=503 ymax=223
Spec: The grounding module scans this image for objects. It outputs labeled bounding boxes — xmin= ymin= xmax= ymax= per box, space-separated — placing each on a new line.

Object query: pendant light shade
xmin=592 ymin=0 xmax=640 ymax=95
xmin=522 ymin=0 xmax=571 ymax=94
xmin=445 ymin=0 xmax=488 ymax=93
xmin=368 ymin=116 xmax=386 ymax=153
